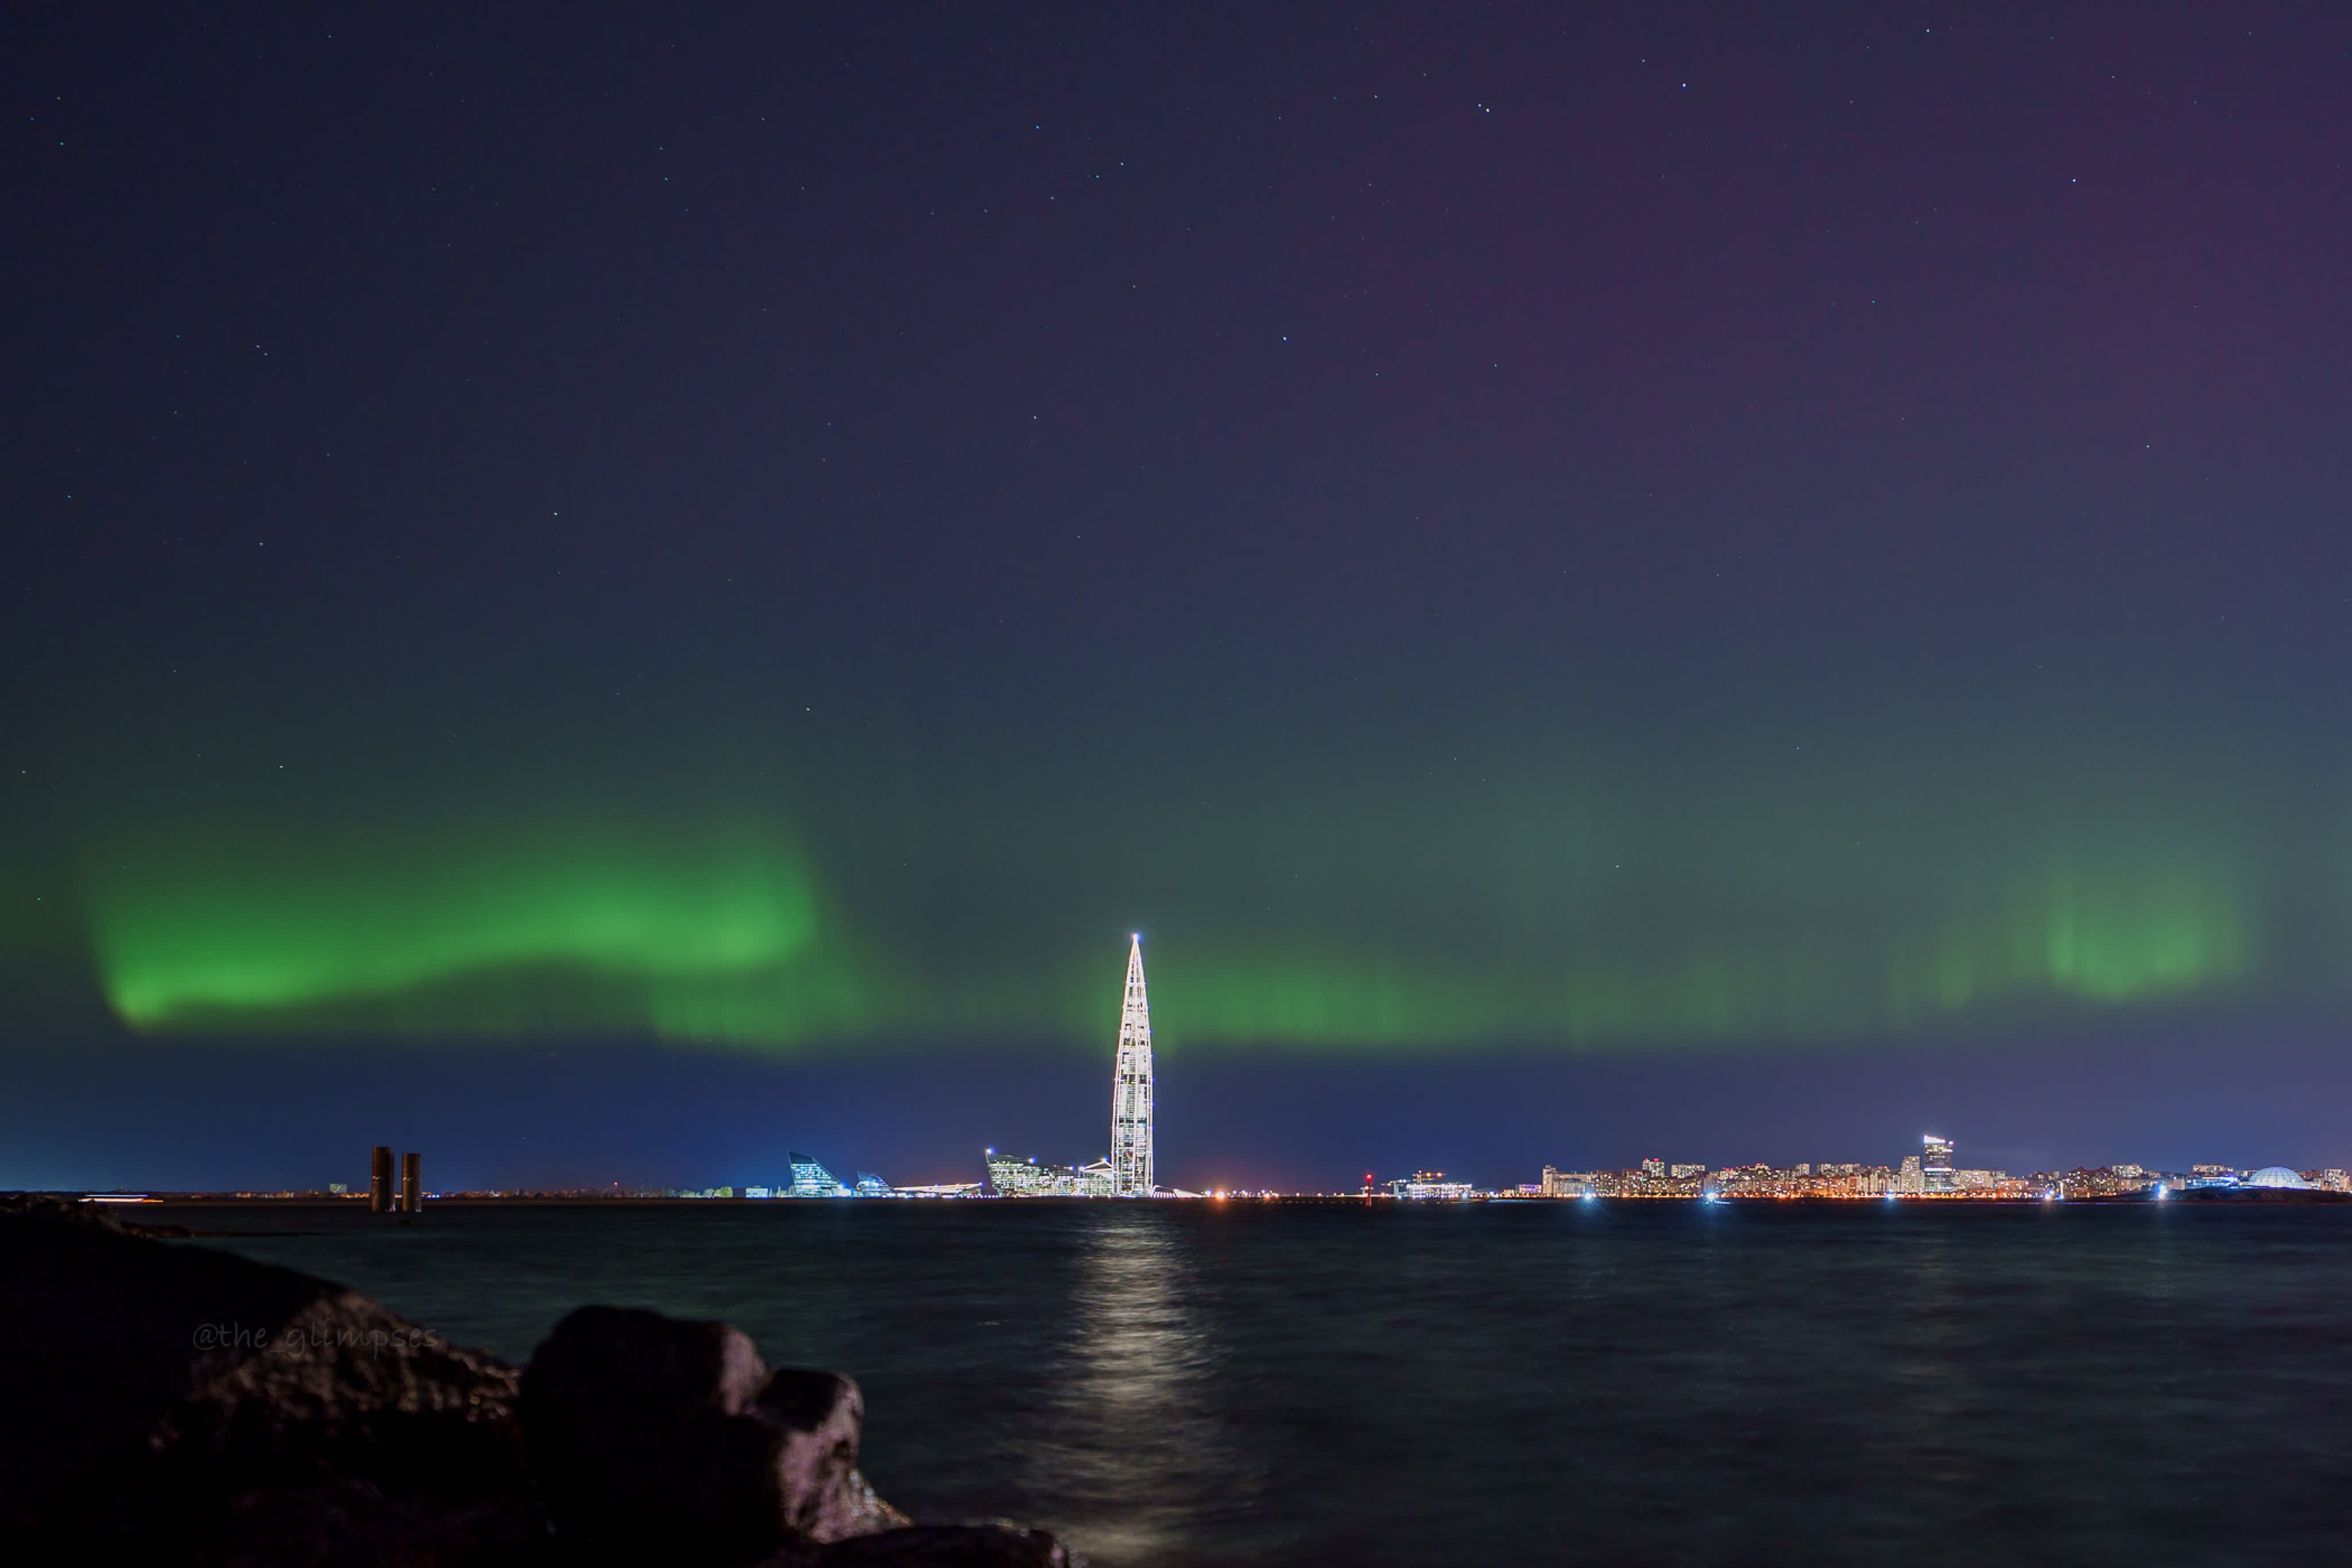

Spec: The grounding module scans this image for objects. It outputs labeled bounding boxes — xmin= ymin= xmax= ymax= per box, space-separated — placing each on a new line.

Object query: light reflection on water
xmin=1031 ymin=1214 xmax=1247 ymax=1564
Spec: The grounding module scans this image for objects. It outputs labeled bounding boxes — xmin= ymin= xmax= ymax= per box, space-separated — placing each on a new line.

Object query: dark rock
xmin=815 ymin=1523 xmax=1072 ymax=1567
xmin=0 ymin=1202 xmax=528 ymax=1557
xmin=520 ymin=1305 xmax=905 ymax=1562
xmin=1 ymin=1203 xmax=1065 ymax=1567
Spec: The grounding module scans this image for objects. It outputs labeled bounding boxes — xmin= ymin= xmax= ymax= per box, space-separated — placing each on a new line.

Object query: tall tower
xmin=1922 ymin=1135 xmax=1956 ymax=1195
xmin=1109 ymin=934 xmax=1155 ymax=1196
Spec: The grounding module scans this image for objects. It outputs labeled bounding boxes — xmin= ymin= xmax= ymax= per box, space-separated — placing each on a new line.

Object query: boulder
xmin=0 ymin=1198 xmax=529 ymax=1557
xmin=520 ymin=1305 xmax=906 ymax=1561
xmin=0 ymin=1202 xmax=1067 ymax=1567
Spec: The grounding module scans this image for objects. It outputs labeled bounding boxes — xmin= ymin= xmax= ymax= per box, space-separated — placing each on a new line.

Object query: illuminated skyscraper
xmin=1109 ymin=934 xmax=1155 ymax=1196
xmin=1923 ymin=1135 xmax=1956 ymax=1194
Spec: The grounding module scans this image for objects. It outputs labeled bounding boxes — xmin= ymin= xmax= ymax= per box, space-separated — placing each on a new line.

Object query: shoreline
xmin=41 ymin=1189 xmax=2352 ymax=1214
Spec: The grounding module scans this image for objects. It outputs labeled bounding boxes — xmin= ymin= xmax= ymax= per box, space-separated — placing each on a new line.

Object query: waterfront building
xmin=986 ymin=1152 xmax=1054 ymax=1195
xmin=1670 ymin=1163 xmax=1707 ymax=1180
xmin=789 ymin=1152 xmax=849 ymax=1197
xmin=1922 ymin=1136 xmax=1956 ymax=1194
xmin=744 ymin=1186 xmax=773 ymax=1199
xmin=2245 ymin=1166 xmax=2310 ymax=1190
xmin=979 ymin=1150 xmax=1117 ymax=1197
xmin=2059 ymin=1166 xmax=2154 ymax=1197
xmin=1639 ymin=1157 xmax=1666 ymax=1179
xmin=854 ymin=1171 xmax=892 ymax=1197
xmin=1388 ymin=1171 xmax=1478 ymax=1200
xmin=1541 ymin=1166 xmax=1602 ymax=1197
xmin=1110 ymin=934 xmax=1156 ymax=1197
xmin=1898 ymin=1155 xmax=1924 ymax=1194
xmin=1851 ymin=1166 xmax=1897 ymax=1196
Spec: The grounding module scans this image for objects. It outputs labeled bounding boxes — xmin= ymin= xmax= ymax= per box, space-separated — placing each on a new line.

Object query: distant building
xmin=788 ymin=1153 xmax=848 ymax=1197
xmin=1669 ymin=1163 xmax=1707 ymax=1180
xmin=1851 ymin=1166 xmax=1897 ymax=1196
xmin=2064 ymin=1166 xmax=2154 ymax=1197
xmin=1388 ymin=1171 xmax=1477 ymax=1200
xmin=1898 ymin=1155 xmax=1924 ymax=1195
xmin=1922 ymin=1136 xmax=1956 ymax=1194
xmin=744 ymin=1186 xmax=774 ymax=1199
xmin=1541 ymin=1165 xmax=1599 ymax=1197
xmin=1640 ymin=1157 xmax=1666 ymax=1179
xmin=854 ymin=1171 xmax=893 ymax=1197
xmin=987 ymin=1152 xmax=1108 ymax=1196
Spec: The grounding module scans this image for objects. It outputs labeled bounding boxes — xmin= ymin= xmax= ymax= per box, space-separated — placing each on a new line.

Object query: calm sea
xmin=158 ymin=1200 xmax=2352 ymax=1567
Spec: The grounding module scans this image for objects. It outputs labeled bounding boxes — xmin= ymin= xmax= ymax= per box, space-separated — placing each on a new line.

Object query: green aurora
xmin=64 ymin=727 xmax=2305 ymax=1052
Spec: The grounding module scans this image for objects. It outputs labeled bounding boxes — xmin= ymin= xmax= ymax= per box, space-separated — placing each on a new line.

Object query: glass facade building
xmin=1922 ymin=1136 xmax=1956 ymax=1194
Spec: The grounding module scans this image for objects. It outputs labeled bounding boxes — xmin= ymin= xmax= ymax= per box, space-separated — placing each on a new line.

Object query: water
xmin=157 ymin=1200 xmax=2352 ymax=1566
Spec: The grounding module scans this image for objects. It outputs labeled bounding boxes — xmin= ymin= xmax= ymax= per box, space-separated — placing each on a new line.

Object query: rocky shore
xmin=0 ymin=1195 xmax=1069 ymax=1566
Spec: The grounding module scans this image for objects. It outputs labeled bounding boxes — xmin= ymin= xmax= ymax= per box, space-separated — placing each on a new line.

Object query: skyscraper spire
xmin=1109 ymin=933 xmax=1154 ymax=1197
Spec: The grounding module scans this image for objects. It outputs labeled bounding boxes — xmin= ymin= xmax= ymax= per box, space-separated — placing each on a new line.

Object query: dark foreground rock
xmin=0 ymin=1197 xmax=1071 ymax=1567
xmin=0 ymin=1195 xmax=529 ymax=1562
xmin=521 ymin=1304 xmax=905 ymax=1558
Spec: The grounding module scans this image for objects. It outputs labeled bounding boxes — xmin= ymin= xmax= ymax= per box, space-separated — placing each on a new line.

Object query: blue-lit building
xmin=854 ymin=1171 xmax=892 ymax=1197
xmin=788 ymin=1151 xmax=850 ymax=1197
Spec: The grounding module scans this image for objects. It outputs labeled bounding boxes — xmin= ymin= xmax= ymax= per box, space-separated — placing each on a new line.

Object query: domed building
xmin=2244 ymin=1166 xmax=2310 ymax=1190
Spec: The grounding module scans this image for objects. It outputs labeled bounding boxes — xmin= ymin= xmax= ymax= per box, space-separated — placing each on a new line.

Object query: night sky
xmin=9 ymin=5 xmax=2352 ymax=1191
